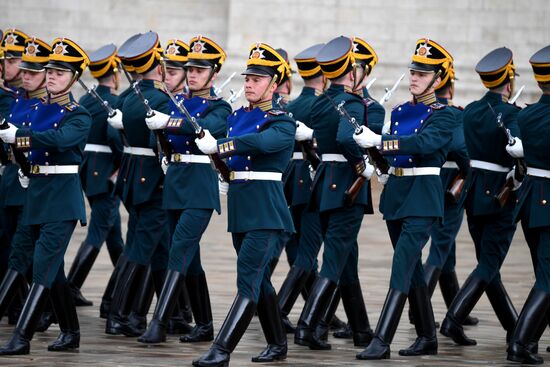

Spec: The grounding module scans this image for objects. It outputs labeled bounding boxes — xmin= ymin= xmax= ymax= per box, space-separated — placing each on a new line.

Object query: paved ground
xmin=0 ymin=185 xmax=545 ymax=366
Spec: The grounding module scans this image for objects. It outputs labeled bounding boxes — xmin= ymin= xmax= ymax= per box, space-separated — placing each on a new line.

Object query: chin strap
xmin=255 ymin=74 xmax=279 ymax=104
xmin=352 ymin=64 xmax=369 ymax=92
xmin=172 ymin=70 xmax=187 ymax=93
xmin=414 ymin=69 xmax=442 ymax=101
xmin=201 ymin=64 xmax=218 ymax=91
xmin=51 ymin=70 xmax=79 ymax=96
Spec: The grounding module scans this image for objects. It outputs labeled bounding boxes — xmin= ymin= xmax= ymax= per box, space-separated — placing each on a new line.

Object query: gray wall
xmin=5 ymin=0 xmax=549 ymax=107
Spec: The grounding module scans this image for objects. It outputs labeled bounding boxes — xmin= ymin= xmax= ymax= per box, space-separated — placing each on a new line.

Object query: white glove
xmin=0 ymin=122 xmax=18 ymax=143
xmin=360 ymin=159 xmax=375 ymax=179
xmin=219 ymin=180 xmax=229 ymax=195
xmin=377 ymin=173 xmax=389 ymax=186
xmin=295 ymin=121 xmax=314 ymax=141
xmin=195 ymin=129 xmax=218 ymax=154
xmin=161 ymin=156 xmax=169 ymax=175
xmin=18 ymin=169 xmax=29 ymax=189
xmin=505 ymin=138 xmax=524 ymax=158
xmin=506 ymin=168 xmax=522 ymax=191
xmin=146 ymin=110 xmax=170 ymax=130
xmin=109 ymin=170 xmax=118 ymax=184
xmin=353 ymin=127 xmax=382 ymax=148
xmin=381 ymin=121 xmax=391 ymax=135
xmin=107 ymin=109 xmax=124 ymax=130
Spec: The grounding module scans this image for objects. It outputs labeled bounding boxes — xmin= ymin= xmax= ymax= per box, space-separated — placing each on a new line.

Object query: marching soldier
xmin=0 ymin=37 xmax=91 ymax=354
xmin=506 ymin=44 xmax=550 ymax=365
xmin=193 ymin=42 xmax=295 ymax=366
xmin=440 ymin=47 xmax=520 ymax=346
xmin=354 ymin=38 xmax=455 ymax=359
xmin=138 ymin=35 xmax=231 ymax=344
xmin=293 ymin=36 xmax=375 ymax=351
xmin=0 ymin=36 xmax=50 ymax=323
xmin=67 ymin=43 xmax=124 ymax=307
xmin=273 ymin=48 xmax=292 ymax=109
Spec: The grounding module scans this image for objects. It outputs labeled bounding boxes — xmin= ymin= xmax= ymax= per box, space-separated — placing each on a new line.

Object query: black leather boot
xmin=192 ymin=294 xmax=256 ymax=367
xmin=35 ymin=300 xmax=57 ymax=332
xmin=356 ymin=288 xmax=407 ymax=360
xmin=440 ymin=274 xmax=487 ymax=346
xmin=507 ymin=288 xmax=550 ymax=365
xmin=0 ymin=268 xmax=26 ymax=323
xmin=277 ymin=266 xmax=309 ymax=334
xmin=0 ymin=283 xmax=49 ymax=355
xmin=181 ymin=272 xmax=214 ymax=343
xmin=100 ymin=255 xmax=128 ymax=319
xmin=67 ymin=242 xmax=99 ymax=307
xmin=120 ymin=266 xmax=156 ymax=337
xmin=294 ymin=277 xmax=337 ymax=350
xmin=105 ymin=261 xmax=145 ymax=335
xmin=300 ymin=269 xmax=317 ymax=301
xmin=314 ymin=287 xmax=340 ymax=346
xmin=399 ymin=286 xmax=437 ymax=356
xmin=439 ymin=271 xmax=479 ymax=325
xmin=252 ymin=291 xmax=287 ymax=362
xmin=7 ymin=281 xmax=27 ymax=325
xmin=409 ymin=264 xmax=440 ymax=325
xmin=138 ymin=269 xmax=183 ymax=344
xmin=485 ymin=277 xmax=518 ymax=342
xmin=333 ymin=322 xmax=353 ymax=339
xmin=48 ymin=282 xmax=80 ymax=351
xmin=168 ymin=279 xmax=193 ymax=334
xmin=340 ymin=282 xmax=373 ymax=347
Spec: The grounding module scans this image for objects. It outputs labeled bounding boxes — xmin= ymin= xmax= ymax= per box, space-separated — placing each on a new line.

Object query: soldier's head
xmin=19 ymin=37 xmax=51 ymax=92
xmin=88 ymin=43 xmax=121 ymax=90
xmin=242 ymin=43 xmax=288 ymax=104
xmin=316 ymin=36 xmax=355 ymax=89
xmin=185 ymin=36 xmax=225 ymax=92
xmin=124 ymin=32 xmax=164 ymax=82
xmin=1 ymin=29 xmax=30 ymax=84
xmin=163 ymin=39 xmax=189 ymax=93
xmin=274 ymin=48 xmax=293 ymax=95
xmin=117 ymin=33 xmax=142 ymax=81
xmin=295 ymin=43 xmax=326 ymax=91
xmin=351 ymin=37 xmax=378 ymax=92
xmin=45 ymin=37 xmax=89 ymax=96
xmin=408 ymin=38 xmax=453 ymax=98
xmin=529 ymin=45 xmax=550 ymax=94
xmin=475 ymin=47 xmax=516 ymax=99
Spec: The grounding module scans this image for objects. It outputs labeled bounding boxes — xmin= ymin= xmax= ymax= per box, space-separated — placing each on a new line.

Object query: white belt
xmin=170 ymin=154 xmax=210 ymax=164
xmin=389 ymin=167 xmax=441 ymax=177
xmin=84 ymin=144 xmax=112 ymax=153
xmin=470 ymin=160 xmax=510 ymax=173
xmin=292 ymin=152 xmax=303 ymax=160
xmin=527 ymin=167 xmax=550 ymax=179
xmin=123 ymin=146 xmax=156 ymax=157
xmin=321 ymin=154 xmax=347 ymax=162
xmin=230 ymin=171 xmax=282 ymax=181
xmin=0 ymin=166 xmax=4 ymax=175
xmin=31 ymin=165 xmax=79 ymax=175
xmin=442 ymin=161 xmax=459 ymax=169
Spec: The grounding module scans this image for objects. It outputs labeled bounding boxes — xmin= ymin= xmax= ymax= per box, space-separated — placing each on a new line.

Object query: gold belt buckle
xmin=229 ymin=171 xmax=236 ymax=181
xmin=393 ymin=167 xmax=404 ymax=177
xmin=31 ymin=165 xmax=40 ymax=174
xmin=173 ymin=153 xmax=181 ymax=162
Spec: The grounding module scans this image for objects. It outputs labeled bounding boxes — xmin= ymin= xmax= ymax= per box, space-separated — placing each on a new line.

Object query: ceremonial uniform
xmin=68 ymin=43 xmax=124 ymax=307
xmin=441 ymin=47 xmax=520 ymax=347
xmin=0 ymin=37 xmax=91 ymax=355
xmin=193 ymin=43 xmax=294 ymax=367
xmin=356 ymin=38 xmax=455 ymax=360
xmin=294 ymin=36 xmax=375 ymax=351
xmin=507 ymin=45 xmax=550 ymax=365
xmin=139 ymin=36 xmax=231 ymax=345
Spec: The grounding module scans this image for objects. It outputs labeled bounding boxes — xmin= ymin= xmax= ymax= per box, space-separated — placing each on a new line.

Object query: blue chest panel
xmin=226 ymin=107 xmax=270 ymax=171
xmin=390 ymin=102 xmax=433 ymax=167
xmin=166 ymin=95 xmax=210 ymax=152
xmin=28 ymin=103 xmax=66 ymax=165
xmin=9 ymin=95 xmax=39 ymax=127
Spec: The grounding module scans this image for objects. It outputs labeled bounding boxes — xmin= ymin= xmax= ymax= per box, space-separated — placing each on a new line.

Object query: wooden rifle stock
xmin=196 ymin=129 xmax=231 ymax=182
xmin=0 ymin=120 xmax=31 ymax=176
xmin=344 ymin=148 xmax=390 ymax=207
xmin=344 ymin=176 xmax=366 ymax=207
xmin=494 ymin=159 xmax=526 ymax=208
xmin=445 ymin=173 xmax=466 ymax=205
xmin=299 ymin=138 xmax=321 ymax=170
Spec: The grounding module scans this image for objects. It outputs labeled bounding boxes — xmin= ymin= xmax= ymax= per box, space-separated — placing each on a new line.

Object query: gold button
xmin=485 ymin=190 xmax=491 ymax=195
xmin=140 ymin=177 xmax=146 ymax=183
xmin=542 ymin=199 xmax=548 ymax=205
xmin=299 ymin=179 xmax=304 ymax=184
xmin=331 ymin=183 xmax=337 ymax=189
xmin=93 ymin=171 xmax=98 ymax=176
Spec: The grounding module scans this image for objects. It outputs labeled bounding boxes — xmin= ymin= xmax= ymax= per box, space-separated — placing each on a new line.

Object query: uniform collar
xmin=190 ymin=88 xmax=211 ymax=98
xmin=436 ymin=96 xmax=453 ymax=106
xmin=95 ymin=84 xmax=113 ymax=94
xmin=485 ymin=91 xmax=509 ymax=103
xmin=7 ymin=79 xmax=23 ymax=89
xmin=28 ymin=87 xmax=48 ymax=100
xmin=415 ymin=92 xmax=437 ymax=105
xmin=301 ymin=86 xmax=319 ymax=96
xmin=48 ymin=92 xmax=72 ymax=106
xmin=250 ymin=99 xmax=273 ymax=112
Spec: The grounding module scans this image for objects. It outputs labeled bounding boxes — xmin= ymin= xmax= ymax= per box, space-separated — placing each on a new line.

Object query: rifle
xmin=0 ymin=115 xmax=31 ymax=176
xmin=213 ymin=72 xmax=236 ymax=96
xmin=288 ymin=112 xmax=321 ymax=170
xmin=487 ymin=103 xmax=526 ymax=207
xmin=228 ymin=87 xmax=244 ymax=104
xmin=380 ymin=73 xmax=405 ymax=105
xmin=508 ymin=85 xmax=525 ymax=105
xmin=445 ymin=172 xmax=466 ymax=204
xmin=365 ymin=78 xmax=376 ymax=91
xmin=77 ymin=78 xmax=130 ymax=147
xmin=329 ymin=97 xmax=389 ymax=206
xmin=163 ymin=85 xmax=231 ymax=182
xmin=131 ymin=80 xmax=173 ymax=161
